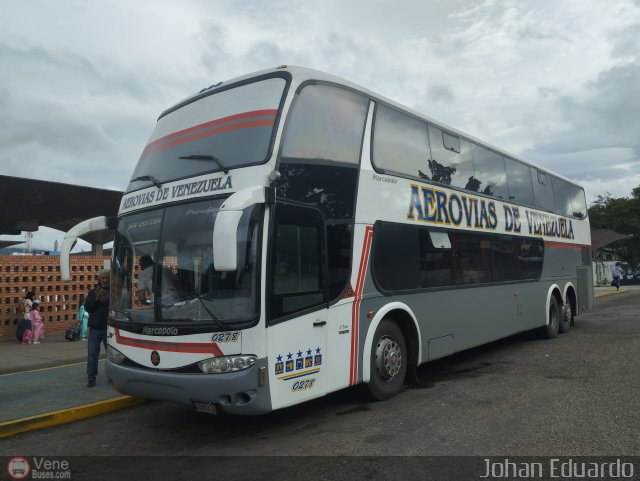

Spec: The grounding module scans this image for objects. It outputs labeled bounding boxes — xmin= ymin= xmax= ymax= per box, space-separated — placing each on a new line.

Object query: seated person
xmin=136 ymin=255 xmax=180 ymax=306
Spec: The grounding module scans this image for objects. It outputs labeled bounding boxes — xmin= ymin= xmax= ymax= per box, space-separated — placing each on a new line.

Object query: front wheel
xmin=366 ymin=320 xmax=407 ymax=401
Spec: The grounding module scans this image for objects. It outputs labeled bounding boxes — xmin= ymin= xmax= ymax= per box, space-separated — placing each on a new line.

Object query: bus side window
xmin=372 ymin=222 xmax=420 ymax=292
xmin=270 ymin=203 xmax=326 ymax=321
xmin=469 ymin=143 xmax=508 ymax=199
xmin=281 ymin=84 xmax=368 ymax=164
xmin=372 ymin=104 xmax=431 ymax=179
xmin=570 ymin=185 xmax=587 ymax=219
xmin=442 ymin=131 xmax=460 ymax=153
xmin=532 ymin=169 xmax=555 ymax=212
xmin=418 ymin=230 xmax=453 ymax=288
xmin=505 ymin=158 xmax=534 ymax=205
xmin=428 ymin=125 xmax=474 ymax=189
xmin=551 ymin=176 xmax=587 ymax=219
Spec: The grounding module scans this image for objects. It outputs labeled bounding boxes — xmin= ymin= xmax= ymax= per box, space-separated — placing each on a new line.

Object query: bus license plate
xmin=193 ymin=401 xmax=217 ymax=414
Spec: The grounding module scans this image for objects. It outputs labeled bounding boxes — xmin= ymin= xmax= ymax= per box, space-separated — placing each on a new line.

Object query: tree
xmin=588 ymin=186 xmax=640 ymax=266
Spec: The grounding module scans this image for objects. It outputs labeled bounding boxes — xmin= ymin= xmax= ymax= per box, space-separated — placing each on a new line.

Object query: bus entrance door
xmin=267 ymin=309 xmax=328 ymax=410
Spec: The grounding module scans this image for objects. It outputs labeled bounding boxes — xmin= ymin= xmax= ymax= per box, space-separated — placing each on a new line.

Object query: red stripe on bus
xmin=114 ymin=328 xmax=224 ymax=356
xmin=350 ymin=227 xmax=373 ymax=385
xmin=350 ymin=299 xmax=360 ymax=384
xmin=140 ymin=119 xmax=275 ymax=159
xmin=544 ymin=241 xmax=590 ymax=250
xmin=350 ymin=231 xmax=369 ymax=384
xmin=142 ymin=109 xmax=277 ymax=154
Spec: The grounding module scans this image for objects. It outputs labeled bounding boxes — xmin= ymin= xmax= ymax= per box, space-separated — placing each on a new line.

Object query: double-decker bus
xmin=60 ymin=66 xmax=591 ymax=414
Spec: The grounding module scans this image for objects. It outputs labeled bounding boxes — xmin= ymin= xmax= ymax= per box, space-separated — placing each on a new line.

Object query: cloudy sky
xmin=1 ymin=0 xmax=639 ymax=249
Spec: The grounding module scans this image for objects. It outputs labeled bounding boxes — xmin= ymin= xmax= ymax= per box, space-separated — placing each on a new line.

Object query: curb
xmin=0 ymin=360 xmax=89 ymax=377
xmin=594 ymin=289 xmax=627 ymax=299
xmin=0 ymin=396 xmax=146 ymax=439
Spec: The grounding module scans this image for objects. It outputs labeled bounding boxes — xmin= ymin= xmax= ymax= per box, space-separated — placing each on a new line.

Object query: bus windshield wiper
xmin=170 ymin=288 xmax=227 ymax=330
xmin=194 ymin=295 xmax=227 ymax=330
xmin=179 ymin=155 xmax=229 ymax=174
xmin=130 ymin=175 xmax=163 ymax=188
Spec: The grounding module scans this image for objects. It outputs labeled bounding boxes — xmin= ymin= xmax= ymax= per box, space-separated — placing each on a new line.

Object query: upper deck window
xmin=127 ymin=77 xmax=286 ymax=192
xmin=427 ymin=125 xmax=475 ymax=189
xmin=442 ymin=132 xmax=461 ymax=153
xmin=372 ymin=105 xmax=431 ymax=177
xmin=533 ymin=169 xmax=555 ymax=212
xmin=469 ymin=143 xmax=508 ymax=199
xmin=552 ymin=177 xmax=587 ymax=218
xmin=505 ymin=157 xmax=534 ymax=205
xmin=569 ymin=185 xmax=587 ymax=219
xmin=281 ymin=84 xmax=369 ymax=165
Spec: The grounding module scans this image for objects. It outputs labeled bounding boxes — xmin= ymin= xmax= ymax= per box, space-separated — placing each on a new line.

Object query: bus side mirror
xmin=60 ymin=216 xmax=116 ymax=281
xmin=213 ymin=186 xmax=266 ymax=271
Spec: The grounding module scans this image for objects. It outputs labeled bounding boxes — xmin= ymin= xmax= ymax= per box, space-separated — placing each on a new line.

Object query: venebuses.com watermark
xmin=7 ymin=457 xmax=71 ymax=480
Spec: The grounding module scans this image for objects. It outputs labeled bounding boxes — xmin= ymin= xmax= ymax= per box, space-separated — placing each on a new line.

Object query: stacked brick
xmin=0 ymin=255 xmax=110 ymax=340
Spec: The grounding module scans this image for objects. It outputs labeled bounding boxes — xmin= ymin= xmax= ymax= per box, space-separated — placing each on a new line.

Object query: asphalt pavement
xmin=1 ymin=284 xmax=639 ymax=456
xmin=0 ymin=333 xmax=143 ymax=438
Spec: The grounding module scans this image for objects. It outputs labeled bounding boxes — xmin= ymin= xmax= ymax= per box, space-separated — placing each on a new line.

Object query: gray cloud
xmin=0 ymin=41 xmax=169 ymax=189
xmin=429 ymin=83 xmax=455 ymax=103
xmin=611 ymin=24 xmax=640 ymax=59
xmin=2 ymin=0 xmax=640 ymax=245
xmin=529 ymin=63 xmax=640 ymax=156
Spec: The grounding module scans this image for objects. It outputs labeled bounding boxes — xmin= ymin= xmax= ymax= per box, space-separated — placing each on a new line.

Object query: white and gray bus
xmin=61 ymin=66 xmax=591 ymax=414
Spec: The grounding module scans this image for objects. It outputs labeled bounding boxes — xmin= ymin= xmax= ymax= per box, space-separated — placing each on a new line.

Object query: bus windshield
xmin=110 ymin=198 xmax=262 ymax=328
xmin=126 ymin=76 xmax=286 ymax=192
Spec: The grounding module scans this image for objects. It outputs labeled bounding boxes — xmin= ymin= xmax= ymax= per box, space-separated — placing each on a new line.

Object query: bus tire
xmin=541 ymin=296 xmax=560 ymax=339
xmin=559 ymin=302 xmax=572 ymax=333
xmin=366 ymin=320 xmax=407 ymax=401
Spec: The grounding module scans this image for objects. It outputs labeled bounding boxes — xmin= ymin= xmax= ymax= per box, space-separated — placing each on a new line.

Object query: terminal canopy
xmin=0 ymin=175 xmax=122 ymax=245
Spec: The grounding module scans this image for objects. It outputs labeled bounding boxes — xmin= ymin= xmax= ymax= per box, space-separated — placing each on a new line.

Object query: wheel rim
xmin=375 ymin=336 xmax=402 ymax=381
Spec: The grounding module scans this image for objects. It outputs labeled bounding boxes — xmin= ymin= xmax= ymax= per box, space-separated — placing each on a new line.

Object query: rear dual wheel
xmin=542 ymin=296 xmax=560 ymax=339
xmin=559 ymin=301 xmax=573 ymax=333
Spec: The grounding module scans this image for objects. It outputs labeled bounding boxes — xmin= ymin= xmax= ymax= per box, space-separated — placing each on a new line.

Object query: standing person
xmin=22 ymin=291 xmax=35 ymax=322
xmin=16 ymin=291 xmax=35 ymax=343
xmin=77 ymin=294 xmax=89 ymax=340
xmin=611 ymin=263 xmax=622 ymax=291
xmin=29 ymin=299 xmax=44 ymax=344
xmin=85 ymin=270 xmax=110 ymax=387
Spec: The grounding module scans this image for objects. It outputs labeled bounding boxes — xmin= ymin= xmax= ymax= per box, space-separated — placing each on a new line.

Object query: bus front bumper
xmin=106 ymin=358 xmax=272 ymax=415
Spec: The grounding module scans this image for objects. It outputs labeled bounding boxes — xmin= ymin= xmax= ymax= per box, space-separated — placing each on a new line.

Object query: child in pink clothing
xmin=29 ymin=300 xmax=44 ymax=344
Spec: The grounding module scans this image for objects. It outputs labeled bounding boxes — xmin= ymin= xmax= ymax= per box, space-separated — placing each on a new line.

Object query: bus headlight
xmin=198 ymin=355 xmax=257 ymax=374
xmin=107 ymin=345 xmax=126 ymax=365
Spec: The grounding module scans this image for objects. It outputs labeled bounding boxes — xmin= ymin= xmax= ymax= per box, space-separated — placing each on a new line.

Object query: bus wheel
xmin=559 ymin=302 xmax=572 ymax=333
xmin=541 ymin=296 xmax=560 ymax=339
xmin=366 ymin=320 xmax=407 ymax=401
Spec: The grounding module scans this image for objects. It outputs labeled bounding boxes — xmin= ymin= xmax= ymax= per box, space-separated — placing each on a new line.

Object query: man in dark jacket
xmin=85 ymin=269 xmax=110 ymax=387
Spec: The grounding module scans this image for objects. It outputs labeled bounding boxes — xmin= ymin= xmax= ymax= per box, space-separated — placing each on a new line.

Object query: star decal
xmin=287 ymin=352 xmax=293 ymax=360
xmin=306 ymin=348 xmax=312 ymax=356
xmin=276 ymin=354 xmax=282 ymax=362
xmin=316 ymin=347 xmax=321 ymax=354
xmin=297 ymin=350 xmax=303 ymax=357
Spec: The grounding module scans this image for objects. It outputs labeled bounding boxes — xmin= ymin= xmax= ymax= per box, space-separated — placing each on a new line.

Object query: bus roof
xmin=164 ymin=65 xmax=583 ymax=190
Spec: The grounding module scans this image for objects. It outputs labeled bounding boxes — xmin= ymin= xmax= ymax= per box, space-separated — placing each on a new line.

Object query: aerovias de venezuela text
xmin=406 ymin=185 xmax=575 ymax=240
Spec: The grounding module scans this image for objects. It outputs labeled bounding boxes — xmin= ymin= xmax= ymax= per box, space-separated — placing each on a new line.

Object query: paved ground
xmin=2 ymin=286 xmax=639 ymax=461
xmin=0 ymin=332 xmax=88 ymax=375
xmin=0 ymin=333 xmax=124 ymax=430
xmin=0 ymin=360 xmax=113 ymax=423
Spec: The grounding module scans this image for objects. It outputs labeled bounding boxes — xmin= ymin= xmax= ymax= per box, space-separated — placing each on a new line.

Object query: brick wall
xmin=0 ymin=255 xmax=110 ymax=341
